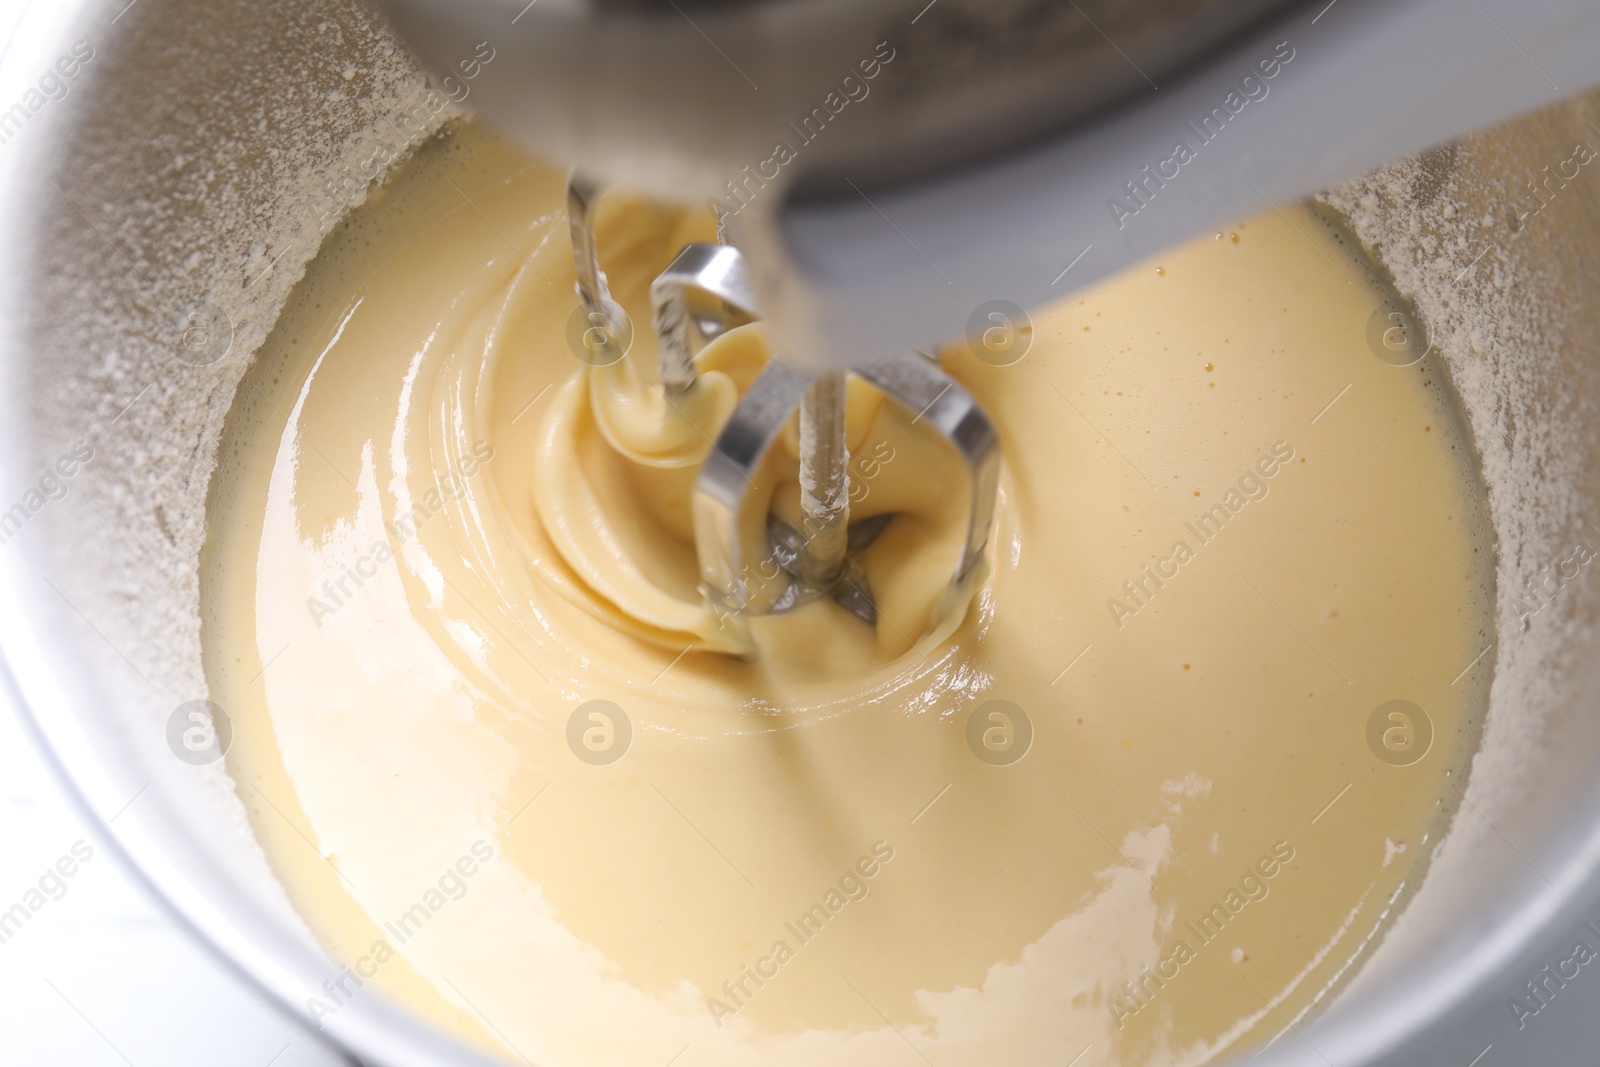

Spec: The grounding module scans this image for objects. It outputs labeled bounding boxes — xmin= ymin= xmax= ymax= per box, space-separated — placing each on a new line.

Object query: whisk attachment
xmin=562 ymin=174 xmax=1000 ymax=654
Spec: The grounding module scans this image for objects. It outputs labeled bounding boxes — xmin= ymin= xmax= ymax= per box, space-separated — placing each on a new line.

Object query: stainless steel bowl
xmin=3 ymin=1 xmax=1600 ymax=1064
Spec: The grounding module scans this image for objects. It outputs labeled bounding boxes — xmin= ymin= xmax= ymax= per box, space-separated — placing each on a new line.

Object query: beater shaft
xmin=566 ymin=171 xmax=628 ymax=362
xmin=797 ymin=370 xmax=850 ymax=587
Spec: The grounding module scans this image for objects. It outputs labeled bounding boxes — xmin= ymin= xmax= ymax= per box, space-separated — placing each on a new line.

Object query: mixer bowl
xmin=3 ymin=1 xmax=1600 ymax=1065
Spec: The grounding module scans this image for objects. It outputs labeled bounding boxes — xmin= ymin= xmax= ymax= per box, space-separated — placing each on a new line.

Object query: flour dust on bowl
xmin=4 ymin=3 xmax=1600 ymax=1067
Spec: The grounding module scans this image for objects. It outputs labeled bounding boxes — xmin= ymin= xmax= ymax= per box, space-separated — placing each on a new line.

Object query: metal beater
xmin=568 ymin=173 xmax=999 ymax=652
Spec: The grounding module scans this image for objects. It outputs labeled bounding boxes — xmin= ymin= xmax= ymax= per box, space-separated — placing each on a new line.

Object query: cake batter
xmin=200 ymin=126 xmax=1495 ymax=1066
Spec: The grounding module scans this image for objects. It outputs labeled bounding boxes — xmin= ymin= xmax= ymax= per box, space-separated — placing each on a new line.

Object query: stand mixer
xmin=9 ymin=1 xmax=1600 ymax=1066
xmin=380 ymin=0 xmax=1600 ymax=653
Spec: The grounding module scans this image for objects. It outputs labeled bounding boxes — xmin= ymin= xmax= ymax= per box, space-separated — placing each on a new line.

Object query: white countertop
xmin=0 ymin=686 xmax=351 ymax=1067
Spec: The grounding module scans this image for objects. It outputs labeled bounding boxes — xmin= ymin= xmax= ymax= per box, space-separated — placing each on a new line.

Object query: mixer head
xmin=376 ymin=0 xmax=1600 ymax=378
xmin=378 ymin=0 xmax=1307 ymax=206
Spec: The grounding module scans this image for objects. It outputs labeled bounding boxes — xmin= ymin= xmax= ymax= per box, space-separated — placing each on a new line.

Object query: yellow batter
xmin=201 ymin=126 xmax=1494 ymax=1066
